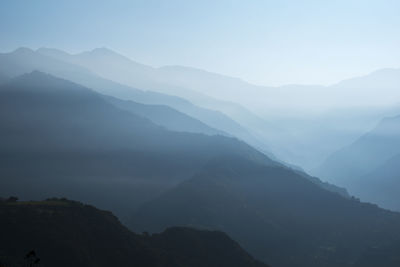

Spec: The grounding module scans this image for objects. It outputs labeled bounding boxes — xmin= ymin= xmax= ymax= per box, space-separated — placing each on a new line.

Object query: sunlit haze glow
xmin=1 ymin=0 xmax=400 ymax=86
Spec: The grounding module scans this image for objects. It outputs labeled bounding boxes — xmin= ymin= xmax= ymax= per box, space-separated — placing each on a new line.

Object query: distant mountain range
xmin=0 ymin=47 xmax=277 ymax=162
xmin=315 ymin=114 xmax=400 ymax=211
xmin=48 ymin=46 xmax=399 ymax=113
xmin=33 ymin=47 xmax=400 ymax=170
xmin=36 ymin=47 xmax=289 ymax=160
xmin=0 ymin=198 xmax=267 ymax=267
xmin=5 ymin=47 xmax=400 ymax=171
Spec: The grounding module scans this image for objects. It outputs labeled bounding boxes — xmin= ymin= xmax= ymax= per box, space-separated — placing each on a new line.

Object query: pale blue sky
xmin=1 ymin=0 xmax=399 ymax=86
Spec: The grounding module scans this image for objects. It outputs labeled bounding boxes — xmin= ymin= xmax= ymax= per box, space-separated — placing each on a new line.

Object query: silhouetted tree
xmin=25 ymin=250 xmax=40 ymax=267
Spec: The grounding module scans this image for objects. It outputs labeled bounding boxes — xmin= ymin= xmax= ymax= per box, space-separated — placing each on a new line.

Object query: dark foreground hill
xmin=0 ymin=198 xmax=267 ymax=267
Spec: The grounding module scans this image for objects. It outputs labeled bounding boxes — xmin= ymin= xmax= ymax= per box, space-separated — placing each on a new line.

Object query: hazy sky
xmin=1 ymin=0 xmax=399 ymax=86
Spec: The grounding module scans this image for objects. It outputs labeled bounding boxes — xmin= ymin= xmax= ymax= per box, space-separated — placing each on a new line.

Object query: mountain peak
xmin=11 ymin=47 xmax=36 ymax=55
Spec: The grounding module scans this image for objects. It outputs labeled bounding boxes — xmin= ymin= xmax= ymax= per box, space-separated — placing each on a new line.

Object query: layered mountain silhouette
xmin=1 ymin=47 xmax=276 ymax=159
xmin=0 ymin=48 xmax=234 ymax=136
xmin=316 ymin=115 xmax=400 ymax=211
xmin=0 ymin=198 xmax=267 ymax=267
xmin=0 ymin=71 xmax=345 ymax=213
xmin=36 ymin=47 xmax=271 ymax=126
xmin=153 ymin=64 xmax=400 ymax=170
xmin=37 ymin=47 xmax=316 ymax=165
xmin=0 ymin=71 xmax=363 ymax=265
xmin=0 ymin=71 xmax=278 ymax=216
xmin=8 ymin=48 xmax=278 ymax=156
xmin=35 ymin=47 xmax=400 ymax=171
xmin=1 ymin=70 xmax=399 ymax=266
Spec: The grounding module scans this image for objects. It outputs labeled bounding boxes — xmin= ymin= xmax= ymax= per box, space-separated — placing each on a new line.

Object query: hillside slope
xmin=130 ymin=157 xmax=400 ymax=267
xmin=0 ymin=198 xmax=267 ymax=267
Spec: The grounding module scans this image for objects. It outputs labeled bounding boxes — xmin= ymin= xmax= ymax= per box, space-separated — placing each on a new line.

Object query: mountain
xmin=0 ymin=71 xmax=347 ymax=212
xmin=161 ymin=65 xmax=400 ymax=113
xmin=36 ymin=48 xmax=400 ymax=114
xmin=37 ymin=47 xmax=159 ymax=91
xmin=315 ymin=115 xmax=400 ymax=210
xmin=0 ymin=71 xmax=277 ymax=217
xmin=33 ymin=47 xmax=400 ymax=117
xmin=34 ymin=47 xmax=331 ymax=169
xmin=2 ymin=48 xmax=274 ymax=159
xmin=37 ymin=47 xmax=282 ymax=158
xmin=0 ymin=198 xmax=267 ymax=267
xmin=39 ymin=47 xmax=274 ymax=136
xmin=129 ymin=156 xmax=400 ymax=267
xmin=36 ymin=47 xmax=400 ymax=172
xmin=156 ymin=65 xmax=400 ymax=170
xmin=32 ymin=48 xmax=313 ymax=167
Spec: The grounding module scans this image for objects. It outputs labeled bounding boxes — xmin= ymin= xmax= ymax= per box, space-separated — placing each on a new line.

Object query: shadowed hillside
xmin=0 ymin=197 xmax=267 ymax=267
xmin=130 ymin=156 xmax=400 ymax=267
